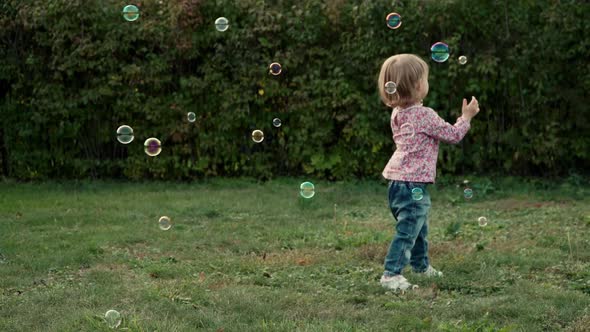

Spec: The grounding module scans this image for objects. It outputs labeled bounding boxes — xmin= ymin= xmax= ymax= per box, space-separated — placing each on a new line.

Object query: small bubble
xmin=116 ymin=125 xmax=134 ymax=144
xmin=187 ymin=112 xmax=196 ymax=123
xmin=251 ymin=130 xmax=264 ymax=143
xmin=144 ymin=138 xmax=162 ymax=157
xmin=269 ymin=62 xmax=282 ymax=76
xmin=385 ymin=12 xmax=402 ymax=29
xmin=463 ymin=188 xmax=473 ymax=199
xmin=215 ymin=17 xmax=229 ymax=32
xmin=478 ymin=216 xmax=488 ymax=227
xmin=122 ymin=5 xmax=139 ymax=22
xmin=159 ymin=216 xmax=172 ymax=230
xmin=384 ymin=81 xmax=397 ymax=94
xmin=458 ymin=55 xmax=468 ymax=65
xmin=104 ymin=310 xmax=122 ymax=329
xmin=272 ymin=118 xmax=282 ymax=127
xmin=411 ymin=188 xmax=423 ymax=201
xmin=400 ymin=123 xmax=415 ymax=138
xmin=300 ymin=182 xmax=315 ymax=199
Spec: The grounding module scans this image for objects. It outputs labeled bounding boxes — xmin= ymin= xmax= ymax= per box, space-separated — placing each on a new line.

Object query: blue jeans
xmin=383 ymin=181 xmax=431 ymax=276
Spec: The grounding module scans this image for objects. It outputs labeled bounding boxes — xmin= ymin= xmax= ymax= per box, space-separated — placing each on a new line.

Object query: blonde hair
xmin=378 ymin=54 xmax=429 ymax=108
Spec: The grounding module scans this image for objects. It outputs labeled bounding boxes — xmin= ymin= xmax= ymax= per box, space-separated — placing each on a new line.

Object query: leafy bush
xmin=0 ymin=0 xmax=588 ymax=180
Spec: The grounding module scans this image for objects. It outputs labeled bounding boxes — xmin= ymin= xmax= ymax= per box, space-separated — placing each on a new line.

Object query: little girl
xmin=378 ymin=54 xmax=480 ymax=291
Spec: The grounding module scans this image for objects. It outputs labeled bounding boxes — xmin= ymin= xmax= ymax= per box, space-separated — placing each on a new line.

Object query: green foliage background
xmin=0 ymin=0 xmax=588 ymax=180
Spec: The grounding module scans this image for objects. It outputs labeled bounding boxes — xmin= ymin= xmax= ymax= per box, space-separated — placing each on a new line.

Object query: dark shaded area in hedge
xmin=1 ymin=0 xmax=588 ymax=180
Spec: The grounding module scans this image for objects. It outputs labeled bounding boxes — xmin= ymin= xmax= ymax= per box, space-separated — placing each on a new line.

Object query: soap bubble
xmin=269 ymin=62 xmax=282 ymax=76
xmin=215 ymin=17 xmax=229 ymax=32
xmin=386 ymin=12 xmax=402 ymax=29
xmin=116 ymin=125 xmax=134 ymax=144
xmin=300 ymin=182 xmax=315 ymax=199
xmin=458 ymin=55 xmax=468 ymax=65
xmin=258 ymin=89 xmax=265 ymax=96
xmin=385 ymin=81 xmax=397 ymax=94
xmin=411 ymin=188 xmax=423 ymax=201
xmin=105 ymin=310 xmax=122 ymax=329
xmin=478 ymin=216 xmax=488 ymax=227
xmin=144 ymin=138 xmax=162 ymax=157
xmin=400 ymin=123 xmax=415 ymax=138
xmin=251 ymin=130 xmax=264 ymax=143
xmin=272 ymin=118 xmax=282 ymax=127
xmin=463 ymin=188 xmax=473 ymax=199
xmin=158 ymin=216 xmax=172 ymax=230
xmin=187 ymin=112 xmax=196 ymax=123
xmin=430 ymin=42 xmax=450 ymax=63
xmin=122 ymin=5 xmax=139 ymax=22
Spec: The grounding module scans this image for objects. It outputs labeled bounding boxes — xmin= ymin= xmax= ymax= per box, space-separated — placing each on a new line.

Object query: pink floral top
xmin=382 ymin=104 xmax=471 ymax=183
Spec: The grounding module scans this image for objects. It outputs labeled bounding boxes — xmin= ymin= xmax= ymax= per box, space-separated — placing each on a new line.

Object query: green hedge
xmin=1 ymin=0 xmax=588 ymax=180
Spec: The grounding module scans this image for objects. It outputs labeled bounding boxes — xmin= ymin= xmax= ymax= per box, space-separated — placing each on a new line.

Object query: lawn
xmin=0 ymin=177 xmax=589 ymax=331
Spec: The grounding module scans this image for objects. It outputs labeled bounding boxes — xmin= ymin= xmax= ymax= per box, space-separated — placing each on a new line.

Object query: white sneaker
xmin=380 ymin=274 xmax=418 ymax=291
xmin=421 ymin=265 xmax=443 ymax=277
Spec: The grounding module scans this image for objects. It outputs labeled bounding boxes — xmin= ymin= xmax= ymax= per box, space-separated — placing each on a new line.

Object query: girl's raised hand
xmin=461 ymin=96 xmax=480 ymax=120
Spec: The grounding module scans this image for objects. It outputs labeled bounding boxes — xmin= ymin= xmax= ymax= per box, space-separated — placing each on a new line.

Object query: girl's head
xmin=378 ymin=54 xmax=429 ymax=108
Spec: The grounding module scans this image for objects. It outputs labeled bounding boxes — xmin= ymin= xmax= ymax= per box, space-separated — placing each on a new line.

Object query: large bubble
xmin=430 ymin=42 xmax=450 ymax=63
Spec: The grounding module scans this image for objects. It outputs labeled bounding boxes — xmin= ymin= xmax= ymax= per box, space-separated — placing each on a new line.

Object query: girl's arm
xmin=423 ymin=108 xmax=471 ymax=144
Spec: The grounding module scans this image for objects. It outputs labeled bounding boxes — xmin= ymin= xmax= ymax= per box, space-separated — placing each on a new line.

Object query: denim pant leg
xmin=410 ymin=215 xmax=430 ymax=272
xmin=383 ymin=181 xmax=431 ymax=276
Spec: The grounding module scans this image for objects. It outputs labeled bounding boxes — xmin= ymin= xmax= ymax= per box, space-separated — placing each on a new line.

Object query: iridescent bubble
xmin=272 ymin=118 xmax=282 ymax=128
xmin=400 ymin=123 xmax=415 ymax=138
xmin=116 ymin=125 xmax=134 ymax=144
xmin=478 ymin=216 xmax=488 ymax=227
xmin=187 ymin=112 xmax=196 ymax=123
xmin=269 ymin=62 xmax=282 ymax=76
xmin=430 ymin=42 xmax=450 ymax=63
xmin=411 ymin=187 xmax=423 ymax=201
xmin=144 ymin=138 xmax=162 ymax=157
xmin=251 ymin=130 xmax=264 ymax=143
xmin=458 ymin=55 xmax=468 ymax=65
xmin=300 ymin=182 xmax=315 ymax=199
xmin=158 ymin=216 xmax=172 ymax=230
xmin=386 ymin=12 xmax=402 ymax=29
xmin=463 ymin=188 xmax=473 ymax=199
xmin=105 ymin=310 xmax=122 ymax=329
xmin=122 ymin=5 xmax=139 ymax=22
xmin=385 ymin=81 xmax=397 ymax=94
xmin=215 ymin=17 xmax=229 ymax=32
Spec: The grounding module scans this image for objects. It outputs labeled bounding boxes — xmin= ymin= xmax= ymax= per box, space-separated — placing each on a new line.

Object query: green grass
xmin=0 ymin=177 xmax=589 ymax=332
